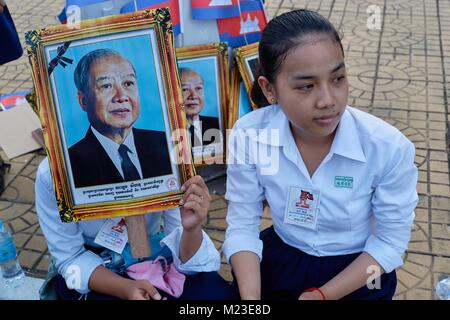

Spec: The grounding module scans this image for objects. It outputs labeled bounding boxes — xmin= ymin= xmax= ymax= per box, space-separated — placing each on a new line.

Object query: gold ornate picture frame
xmin=228 ymin=65 xmax=253 ymax=129
xmin=176 ymin=43 xmax=229 ymax=166
xmin=26 ymin=9 xmax=194 ymax=222
xmin=234 ymin=42 xmax=259 ymax=107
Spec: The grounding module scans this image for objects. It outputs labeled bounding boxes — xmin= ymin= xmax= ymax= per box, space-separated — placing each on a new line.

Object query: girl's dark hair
xmin=251 ymin=9 xmax=344 ymax=108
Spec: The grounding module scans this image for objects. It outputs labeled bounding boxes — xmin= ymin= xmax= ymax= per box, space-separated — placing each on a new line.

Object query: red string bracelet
xmin=304 ymin=287 xmax=327 ymax=300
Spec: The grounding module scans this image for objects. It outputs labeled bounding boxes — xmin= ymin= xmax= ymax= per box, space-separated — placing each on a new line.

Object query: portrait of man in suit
xmin=179 ymin=67 xmax=221 ymax=148
xmin=246 ymin=56 xmax=259 ymax=82
xmin=69 ymin=48 xmax=172 ymax=188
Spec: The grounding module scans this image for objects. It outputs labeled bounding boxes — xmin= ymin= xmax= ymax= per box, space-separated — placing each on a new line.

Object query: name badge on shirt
xmin=334 ymin=176 xmax=353 ymax=188
xmin=94 ymin=218 xmax=128 ymax=254
xmin=284 ymin=186 xmax=320 ymax=230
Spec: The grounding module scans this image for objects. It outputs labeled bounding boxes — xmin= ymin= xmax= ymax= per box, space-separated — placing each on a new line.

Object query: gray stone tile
xmin=0 ymin=0 xmax=447 ymax=300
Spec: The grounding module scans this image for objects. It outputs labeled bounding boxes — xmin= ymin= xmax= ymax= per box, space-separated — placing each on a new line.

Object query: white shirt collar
xmin=254 ymin=106 xmax=288 ymax=147
xmin=329 ymin=108 xmax=366 ymax=163
xmin=91 ymin=126 xmax=137 ymax=155
xmin=90 ymin=126 xmax=142 ymax=178
xmin=255 ymin=105 xmax=366 ymax=163
xmin=191 ymin=115 xmax=201 ymax=131
xmin=191 ymin=115 xmax=200 ymax=123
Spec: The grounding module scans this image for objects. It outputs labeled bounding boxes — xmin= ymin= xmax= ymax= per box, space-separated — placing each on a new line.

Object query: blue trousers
xmin=258 ymin=226 xmax=397 ymax=300
xmin=55 ymin=271 xmax=239 ymax=300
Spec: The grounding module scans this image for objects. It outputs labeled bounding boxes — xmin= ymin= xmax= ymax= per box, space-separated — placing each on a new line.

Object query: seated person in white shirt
xmin=223 ymin=10 xmax=418 ymax=300
xmin=36 ymin=159 xmax=238 ymax=300
xmin=179 ymin=67 xmax=220 ymax=148
xmin=68 ymin=48 xmax=172 ymax=188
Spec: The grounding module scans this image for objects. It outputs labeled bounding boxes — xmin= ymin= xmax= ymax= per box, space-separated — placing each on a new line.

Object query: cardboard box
xmin=0 ymin=102 xmax=42 ymax=159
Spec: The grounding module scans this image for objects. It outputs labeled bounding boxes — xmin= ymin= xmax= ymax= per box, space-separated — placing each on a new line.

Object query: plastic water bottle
xmin=435 ymin=276 xmax=450 ymax=300
xmin=0 ymin=219 xmax=25 ymax=289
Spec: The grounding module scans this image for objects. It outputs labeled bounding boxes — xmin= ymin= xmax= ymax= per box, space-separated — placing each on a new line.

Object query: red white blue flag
xmin=217 ymin=0 xmax=267 ymax=47
xmin=192 ymin=0 xmax=240 ymax=20
xmin=121 ymin=0 xmax=182 ymax=35
xmin=57 ymin=8 xmax=67 ymax=23
xmin=58 ymin=0 xmax=182 ymax=36
xmin=0 ymin=91 xmax=31 ymax=110
xmin=58 ymin=0 xmax=110 ymax=23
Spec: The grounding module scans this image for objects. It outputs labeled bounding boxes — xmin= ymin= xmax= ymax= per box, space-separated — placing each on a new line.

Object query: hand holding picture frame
xmin=26 ymin=9 xmax=194 ymax=223
xmin=176 ymin=43 xmax=229 ymax=166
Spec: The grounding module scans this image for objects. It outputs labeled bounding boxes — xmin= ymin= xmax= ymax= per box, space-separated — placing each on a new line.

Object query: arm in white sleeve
xmin=35 ymin=159 xmax=103 ymax=294
xmin=364 ymin=139 xmax=419 ymax=273
xmin=222 ymin=126 xmax=265 ymax=262
xmin=160 ymin=207 xmax=181 ymax=235
xmin=160 ymin=208 xmax=220 ymax=275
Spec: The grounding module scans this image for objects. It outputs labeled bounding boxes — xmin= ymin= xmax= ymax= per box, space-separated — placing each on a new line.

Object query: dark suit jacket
xmin=199 ymin=115 xmax=220 ymax=146
xmin=68 ymin=127 xmax=172 ymax=188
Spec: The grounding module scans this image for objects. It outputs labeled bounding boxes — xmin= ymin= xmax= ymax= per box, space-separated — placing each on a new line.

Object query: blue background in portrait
xmin=177 ymin=58 xmax=219 ymax=118
xmin=238 ymin=82 xmax=252 ymax=118
xmin=49 ymin=33 xmax=165 ymax=148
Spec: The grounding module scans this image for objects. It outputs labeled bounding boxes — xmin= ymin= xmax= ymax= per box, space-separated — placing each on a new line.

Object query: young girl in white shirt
xmin=36 ymin=159 xmax=237 ymax=300
xmin=223 ymin=9 xmax=418 ymax=300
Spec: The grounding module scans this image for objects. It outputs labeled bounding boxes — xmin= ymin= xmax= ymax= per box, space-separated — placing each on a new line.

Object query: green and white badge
xmin=334 ymin=176 xmax=353 ymax=188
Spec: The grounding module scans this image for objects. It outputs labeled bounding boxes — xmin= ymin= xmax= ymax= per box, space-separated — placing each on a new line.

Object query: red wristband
xmin=304 ymin=287 xmax=326 ymax=300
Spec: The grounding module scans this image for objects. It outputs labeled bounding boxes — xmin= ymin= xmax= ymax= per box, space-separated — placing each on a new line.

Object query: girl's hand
xmin=179 ymin=175 xmax=211 ymax=231
xmin=124 ymin=279 xmax=163 ymax=300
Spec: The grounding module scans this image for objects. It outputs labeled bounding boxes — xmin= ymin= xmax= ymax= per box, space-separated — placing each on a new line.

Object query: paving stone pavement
xmin=0 ymin=0 xmax=449 ymax=300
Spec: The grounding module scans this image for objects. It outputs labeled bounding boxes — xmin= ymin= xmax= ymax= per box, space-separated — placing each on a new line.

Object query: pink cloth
xmin=126 ymin=256 xmax=186 ymax=298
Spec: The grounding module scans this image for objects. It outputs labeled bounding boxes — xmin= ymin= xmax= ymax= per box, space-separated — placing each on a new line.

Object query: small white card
xmin=284 ymin=186 xmax=320 ymax=230
xmin=94 ymin=218 xmax=128 ymax=254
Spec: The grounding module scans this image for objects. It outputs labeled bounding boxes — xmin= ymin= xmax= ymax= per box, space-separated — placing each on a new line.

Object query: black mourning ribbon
xmin=48 ymin=41 xmax=73 ymax=75
xmin=118 ymin=144 xmax=140 ymax=181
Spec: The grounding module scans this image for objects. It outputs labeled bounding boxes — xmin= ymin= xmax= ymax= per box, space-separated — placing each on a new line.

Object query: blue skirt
xmin=53 ymin=243 xmax=239 ymax=300
xmin=54 ymin=271 xmax=238 ymax=300
xmin=259 ymin=226 xmax=397 ymax=300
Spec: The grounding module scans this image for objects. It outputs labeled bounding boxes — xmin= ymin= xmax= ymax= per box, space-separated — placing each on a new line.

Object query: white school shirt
xmin=35 ymin=159 xmax=220 ymax=294
xmin=91 ymin=126 xmax=143 ymax=179
xmin=222 ymin=105 xmax=418 ymax=273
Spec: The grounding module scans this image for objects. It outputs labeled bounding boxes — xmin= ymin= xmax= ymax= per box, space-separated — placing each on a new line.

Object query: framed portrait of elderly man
xmin=176 ymin=43 xmax=229 ymax=166
xmin=26 ymin=9 xmax=194 ymax=222
xmin=234 ymin=42 xmax=259 ymax=104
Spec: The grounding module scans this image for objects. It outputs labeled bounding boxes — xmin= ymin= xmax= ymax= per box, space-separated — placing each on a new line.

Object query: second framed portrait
xmin=176 ymin=43 xmax=229 ymax=166
xmin=26 ymin=9 xmax=194 ymax=222
xmin=228 ymin=65 xmax=253 ymax=129
xmin=234 ymin=42 xmax=259 ymax=107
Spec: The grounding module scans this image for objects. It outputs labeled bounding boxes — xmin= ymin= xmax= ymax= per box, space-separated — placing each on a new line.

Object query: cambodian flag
xmin=58 ymin=8 xmax=67 ymax=23
xmin=0 ymin=91 xmax=31 ymax=110
xmin=121 ymin=0 xmax=182 ymax=35
xmin=217 ymin=0 xmax=267 ymax=47
xmin=192 ymin=0 xmax=240 ymax=20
